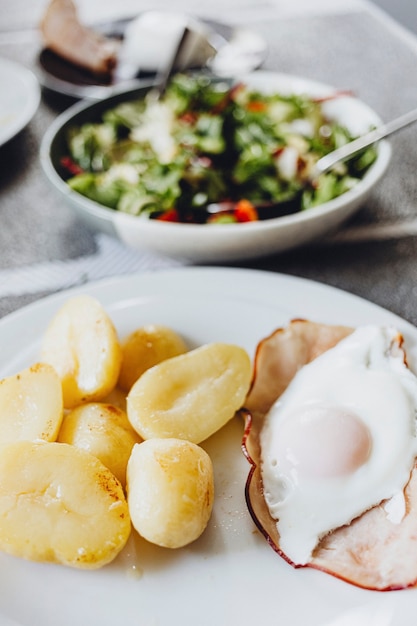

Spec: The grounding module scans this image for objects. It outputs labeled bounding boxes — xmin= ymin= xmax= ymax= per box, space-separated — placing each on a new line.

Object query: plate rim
xmin=1 ymin=266 xmax=415 ymax=338
xmin=0 ymin=56 xmax=40 ymax=147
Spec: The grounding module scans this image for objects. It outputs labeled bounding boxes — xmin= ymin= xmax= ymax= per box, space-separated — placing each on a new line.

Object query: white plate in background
xmin=37 ymin=14 xmax=267 ymax=100
xmin=0 ymin=57 xmax=40 ymax=147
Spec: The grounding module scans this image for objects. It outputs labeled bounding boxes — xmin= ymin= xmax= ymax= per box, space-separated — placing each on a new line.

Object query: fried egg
xmin=260 ymin=325 xmax=417 ymax=566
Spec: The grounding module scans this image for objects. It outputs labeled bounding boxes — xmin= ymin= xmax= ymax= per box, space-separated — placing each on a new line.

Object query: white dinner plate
xmin=0 ymin=57 xmax=40 ymax=147
xmin=0 ymin=267 xmax=416 ymax=626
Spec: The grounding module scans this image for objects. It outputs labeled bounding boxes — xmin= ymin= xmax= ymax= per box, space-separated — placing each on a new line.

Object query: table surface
xmin=1 ymin=0 xmax=417 ymax=326
xmin=1 ymin=4 xmax=417 ymax=625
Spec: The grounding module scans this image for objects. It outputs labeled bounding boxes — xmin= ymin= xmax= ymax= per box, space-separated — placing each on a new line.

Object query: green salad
xmin=62 ymin=73 xmax=377 ymax=224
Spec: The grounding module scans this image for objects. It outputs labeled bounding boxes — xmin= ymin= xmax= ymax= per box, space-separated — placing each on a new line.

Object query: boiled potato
xmin=0 ymin=363 xmax=63 ymax=443
xmin=127 ymin=438 xmax=214 ymax=548
xmin=58 ymin=402 xmax=142 ymax=486
xmin=118 ymin=324 xmax=187 ymax=392
xmin=40 ymin=295 xmax=122 ymax=408
xmin=102 ymin=385 xmax=127 ymax=411
xmin=127 ymin=343 xmax=252 ymax=443
xmin=0 ymin=440 xmax=131 ymax=569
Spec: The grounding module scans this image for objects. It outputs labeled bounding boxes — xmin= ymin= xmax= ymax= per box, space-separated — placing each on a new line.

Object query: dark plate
xmin=37 ymin=15 xmax=267 ymax=100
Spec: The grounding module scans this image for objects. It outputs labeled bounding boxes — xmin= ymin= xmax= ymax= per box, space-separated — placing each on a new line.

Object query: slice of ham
xmin=40 ymin=0 xmax=119 ymax=77
xmin=243 ymin=318 xmax=417 ymax=590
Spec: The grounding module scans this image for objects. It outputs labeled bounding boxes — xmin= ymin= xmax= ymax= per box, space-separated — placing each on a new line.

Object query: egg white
xmin=260 ymin=325 xmax=417 ymax=565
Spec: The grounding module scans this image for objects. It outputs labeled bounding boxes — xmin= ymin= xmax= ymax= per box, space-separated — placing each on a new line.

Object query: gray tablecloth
xmin=1 ymin=0 xmax=417 ymax=324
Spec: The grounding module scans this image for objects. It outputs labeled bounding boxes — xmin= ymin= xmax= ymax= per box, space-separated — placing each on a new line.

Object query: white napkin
xmin=0 ymin=234 xmax=186 ymax=298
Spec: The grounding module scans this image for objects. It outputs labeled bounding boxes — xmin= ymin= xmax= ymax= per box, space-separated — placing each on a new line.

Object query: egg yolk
xmin=275 ymin=405 xmax=372 ymax=479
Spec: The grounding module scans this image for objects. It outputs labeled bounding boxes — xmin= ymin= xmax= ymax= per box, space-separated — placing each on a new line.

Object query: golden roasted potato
xmin=118 ymin=324 xmax=187 ymax=392
xmin=127 ymin=438 xmax=214 ymax=548
xmin=0 ymin=441 xmax=131 ymax=569
xmin=40 ymin=295 xmax=122 ymax=408
xmin=127 ymin=343 xmax=252 ymax=443
xmin=58 ymin=402 xmax=142 ymax=486
xmin=0 ymin=363 xmax=63 ymax=443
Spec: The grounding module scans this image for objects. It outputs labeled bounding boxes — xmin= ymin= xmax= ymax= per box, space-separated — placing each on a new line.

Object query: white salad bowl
xmin=40 ymin=71 xmax=391 ymax=262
